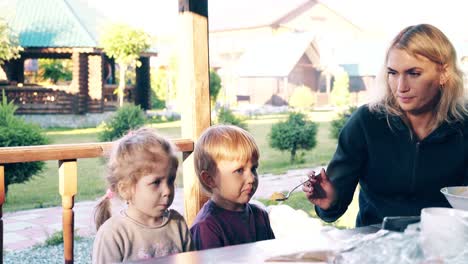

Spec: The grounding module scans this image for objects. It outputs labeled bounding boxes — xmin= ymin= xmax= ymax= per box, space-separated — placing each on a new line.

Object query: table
xmin=130 ymin=225 xmax=380 ymax=264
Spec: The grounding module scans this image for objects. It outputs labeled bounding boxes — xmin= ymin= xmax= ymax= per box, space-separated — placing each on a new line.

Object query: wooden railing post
xmin=59 ymin=160 xmax=77 ymax=264
xmin=0 ymin=165 xmax=4 ymax=264
xmin=178 ymin=0 xmax=211 ymax=226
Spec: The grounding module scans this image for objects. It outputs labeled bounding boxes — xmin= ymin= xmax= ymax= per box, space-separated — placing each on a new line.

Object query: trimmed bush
xmin=269 ymin=112 xmax=318 ymax=163
xmin=215 ymin=107 xmax=248 ymax=130
xmin=98 ymin=104 xmax=146 ymax=141
xmin=330 ymin=106 xmax=358 ymax=139
xmin=0 ymin=90 xmax=48 ymax=194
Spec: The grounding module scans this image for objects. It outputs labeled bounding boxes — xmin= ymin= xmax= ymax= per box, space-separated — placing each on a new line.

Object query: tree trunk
xmin=118 ymin=63 xmax=127 ymax=107
xmin=290 ymin=146 xmax=297 ymax=163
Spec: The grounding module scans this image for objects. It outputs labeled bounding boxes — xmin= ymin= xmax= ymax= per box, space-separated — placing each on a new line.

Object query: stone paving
xmin=3 ymin=167 xmax=324 ymax=252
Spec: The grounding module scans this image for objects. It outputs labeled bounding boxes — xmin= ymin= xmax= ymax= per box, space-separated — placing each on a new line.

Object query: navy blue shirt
xmin=190 ymin=200 xmax=275 ymax=250
xmin=317 ymin=105 xmax=468 ymax=227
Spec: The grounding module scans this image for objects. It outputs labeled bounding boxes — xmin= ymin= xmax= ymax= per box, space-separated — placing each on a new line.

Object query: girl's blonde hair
xmin=194 ymin=125 xmax=259 ymax=193
xmin=369 ymin=24 xmax=468 ymax=131
xmin=94 ymin=127 xmax=178 ymax=230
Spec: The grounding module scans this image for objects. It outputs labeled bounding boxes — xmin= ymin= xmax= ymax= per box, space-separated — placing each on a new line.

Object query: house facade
xmin=209 ymin=0 xmax=372 ymax=106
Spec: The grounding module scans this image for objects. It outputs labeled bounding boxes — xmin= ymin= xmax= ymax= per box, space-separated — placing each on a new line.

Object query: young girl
xmin=92 ymin=127 xmax=193 ymax=263
xmin=190 ymin=125 xmax=275 ymax=250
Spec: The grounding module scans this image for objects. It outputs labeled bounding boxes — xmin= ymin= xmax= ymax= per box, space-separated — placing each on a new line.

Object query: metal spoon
xmin=275 ymin=178 xmax=312 ymax=201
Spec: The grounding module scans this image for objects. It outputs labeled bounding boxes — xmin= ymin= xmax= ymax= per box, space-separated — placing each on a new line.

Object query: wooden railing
xmin=0 ymin=139 xmax=194 ymax=263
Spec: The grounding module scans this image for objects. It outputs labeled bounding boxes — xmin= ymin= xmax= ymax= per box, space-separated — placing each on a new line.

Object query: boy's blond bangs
xmin=203 ymin=131 xmax=259 ymax=164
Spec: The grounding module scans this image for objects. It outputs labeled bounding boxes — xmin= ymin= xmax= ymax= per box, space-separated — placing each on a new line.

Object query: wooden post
xmin=178 ymin=0 xmax=211 ymax=226
xmin=0 ymin=165 xmax=4 ymax=263
xmin=135 ymin=56 xmax=151 ymax=110
xmin=59 ymin=160 xmax=77 ymax=264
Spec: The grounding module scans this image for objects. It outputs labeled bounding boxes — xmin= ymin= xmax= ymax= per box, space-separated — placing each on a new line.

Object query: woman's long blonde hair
xmin=94 ymin=127 xmax=178 ymax=230
xmin=369 ymin=24 xmax=468 ymax=131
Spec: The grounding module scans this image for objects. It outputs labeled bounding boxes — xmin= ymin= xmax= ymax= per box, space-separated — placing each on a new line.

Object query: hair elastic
xmin=105 ymin=188 xmax=114 ymax=199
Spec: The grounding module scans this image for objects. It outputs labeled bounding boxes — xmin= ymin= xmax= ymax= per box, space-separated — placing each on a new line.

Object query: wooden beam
xmin=178 ymin=0 xmax=210 ymax=226
xmin=59 ymin=160 xmax=77 ymax=264
xmin=0 ymin=165 xmax=4 ymax=263
xmin=0 ymin=139 xmax=194 ymax=164
xmin=178 ymin=0 xmax=208 ymax=17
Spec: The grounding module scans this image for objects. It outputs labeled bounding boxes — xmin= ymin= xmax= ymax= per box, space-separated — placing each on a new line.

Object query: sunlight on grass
xmin=46 ymin=127 xmax=104 ymax=135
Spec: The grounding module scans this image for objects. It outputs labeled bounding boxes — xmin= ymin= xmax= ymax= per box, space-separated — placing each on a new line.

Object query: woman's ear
xmin=200 ymin=170 xmax=216 ymax=189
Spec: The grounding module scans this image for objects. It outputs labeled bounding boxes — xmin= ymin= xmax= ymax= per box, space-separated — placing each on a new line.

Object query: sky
xmin=83 ymin=0 xmax=178 ymax=36
xmin=81 ymin=0 xmax=468 ymax=65
xmin=84 ymin=0 xmax=468 ymax=46
xmin=321 ymin=0 xmax=468 ymax=44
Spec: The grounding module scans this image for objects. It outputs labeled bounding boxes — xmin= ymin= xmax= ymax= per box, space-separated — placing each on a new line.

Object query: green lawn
xmin=4 ymin=111 xmax=359 ymax=228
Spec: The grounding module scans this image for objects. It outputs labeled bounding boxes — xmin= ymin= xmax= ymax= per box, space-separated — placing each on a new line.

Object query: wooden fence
xmin=0 ymin=85 xmax=135 ymax=114
xmin=0 ymin=140 xmax=193 ymax=263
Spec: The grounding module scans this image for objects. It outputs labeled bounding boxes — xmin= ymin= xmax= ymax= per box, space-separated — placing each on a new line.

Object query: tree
xmin=269 ymin=112 xmax=318 ymax=163
xmin=151 ymin=56 xmax=178 ymax=109
xmin=100 ymin=24 xmax=152 ymax=107
xmin=210 ymin=69 xmax=222 ymax=106
xmin=289 ymin=85 xmax=315 ymax=111
xmin=38 ymin=59 xmax=72 ymax=84
xmin=330 ymin=70 xmax=351 ymax=108
xmin=0 ymin=18 xmax=22 ymax=64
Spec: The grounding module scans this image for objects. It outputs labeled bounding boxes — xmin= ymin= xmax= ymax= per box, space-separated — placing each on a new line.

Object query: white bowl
xmin=440 ymin=186 xmax=468 ymax=211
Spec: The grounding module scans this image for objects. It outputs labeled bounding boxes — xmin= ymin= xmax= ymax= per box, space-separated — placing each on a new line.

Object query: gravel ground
xmin=4 ymin=238 xmax=93 ymax=264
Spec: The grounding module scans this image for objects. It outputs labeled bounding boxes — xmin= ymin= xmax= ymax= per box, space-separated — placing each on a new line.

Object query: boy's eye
xmin=152 ymin=180 xmax=161 ymax=185
xmin=251 ymin=166 xmax=258 ymax=174
xmin=234 ymin=168 xmax=244 ymax=174
xmin=168 ymin=176 xmax=176 ymax=185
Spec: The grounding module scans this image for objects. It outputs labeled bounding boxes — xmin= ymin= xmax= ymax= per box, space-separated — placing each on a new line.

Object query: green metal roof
xmin=0 ymin=0 xmax=106 ymax=48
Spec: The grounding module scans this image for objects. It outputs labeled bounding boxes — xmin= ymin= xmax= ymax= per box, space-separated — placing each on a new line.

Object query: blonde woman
xmin=303 ymin=24 xmax=468 ymax=227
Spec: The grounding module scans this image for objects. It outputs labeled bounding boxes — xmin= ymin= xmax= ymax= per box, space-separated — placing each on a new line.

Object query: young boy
xmin=190 ymin=125 xmax=275 ymax=250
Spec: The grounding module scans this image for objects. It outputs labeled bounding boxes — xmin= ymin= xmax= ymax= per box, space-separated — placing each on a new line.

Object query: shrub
xmin=98 ymin=104 xmax=146 ymax=141
xmin=289 ymin=85 xmax=315 ymax=110
xmin=330 ymin=106 xmax=358 ymax=139
xmin=0 ymin=90 xmax=48 ymax=194
xmin=215 ymin=107 xmax=248 ymax=130
xmin=41 ymin=230 xmax=83 ymax=247
xmin=269 ymin=112 xmax=318 ymax=163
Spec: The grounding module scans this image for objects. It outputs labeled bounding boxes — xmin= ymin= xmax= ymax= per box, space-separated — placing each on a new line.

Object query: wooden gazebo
xmin=0 ymin=0 xmax=153 ymax=114
xmin=0 ymin=0 xmax=210 ymax=263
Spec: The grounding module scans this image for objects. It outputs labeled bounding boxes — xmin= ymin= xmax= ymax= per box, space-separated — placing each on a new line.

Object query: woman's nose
xmin=397 ymin=76 xmax=409 ymax=92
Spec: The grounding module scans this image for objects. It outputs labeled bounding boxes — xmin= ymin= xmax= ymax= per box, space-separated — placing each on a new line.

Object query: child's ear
xmin=200 ymin=170 xmax=216 ymax=189
xmin=118 ymin=181 xmax=132 ymax=201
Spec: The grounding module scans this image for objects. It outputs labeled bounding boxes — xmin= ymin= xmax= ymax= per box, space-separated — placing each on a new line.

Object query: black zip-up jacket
xmin=316 ymin=105 xmax=468 ymax=227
